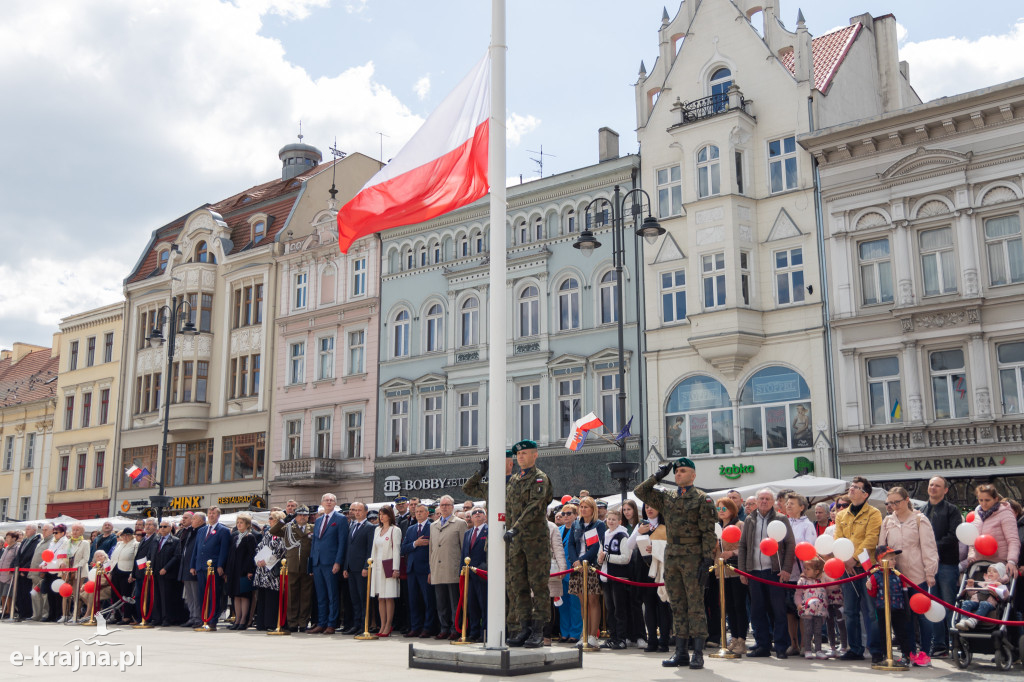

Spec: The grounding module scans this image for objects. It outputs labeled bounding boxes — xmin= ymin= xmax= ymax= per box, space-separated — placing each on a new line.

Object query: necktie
xmin=159 ymin=537 xmax=166 ymax=551
xmin=319 ymin=515 xmax=329 ymax=539
xmin=350 ymin=522 xmax=359 ymax=539
xmin=471 ymin=528 xmax=479 ymax=548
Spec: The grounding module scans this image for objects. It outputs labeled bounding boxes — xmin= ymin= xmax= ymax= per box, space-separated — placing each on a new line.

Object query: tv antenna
xmin=375 ymin=132 xmax=390 ymax=163
xmin=527 ymin=145 xmax=556 ymax=178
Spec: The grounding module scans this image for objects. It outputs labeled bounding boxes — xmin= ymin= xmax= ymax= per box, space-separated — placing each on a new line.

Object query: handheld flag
xmin=584 ymin=528 xmax=600 ymax=547
xmin=615 ymin=416 xmax=633 ymax=441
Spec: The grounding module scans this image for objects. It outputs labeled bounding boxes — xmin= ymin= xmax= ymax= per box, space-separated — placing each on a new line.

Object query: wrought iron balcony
xmin=670 ymin=93 xmax=749 ymax=126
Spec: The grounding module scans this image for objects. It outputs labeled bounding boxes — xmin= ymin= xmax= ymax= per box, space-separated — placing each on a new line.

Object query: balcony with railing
xmin=668 ymin=87 xmax=751 ymax=129
xmin=274 ymin=456 xmax=366 ymax=484
xmin=847 ymin=420 xmax=1024 ymax=454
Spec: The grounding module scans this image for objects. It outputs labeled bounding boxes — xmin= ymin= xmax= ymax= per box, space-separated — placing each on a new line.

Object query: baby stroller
xmin=950 ymin=559 xmax=1021 ymax=670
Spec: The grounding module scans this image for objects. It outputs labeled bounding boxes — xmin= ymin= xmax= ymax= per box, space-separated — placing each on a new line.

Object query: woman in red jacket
xmin=965 ymin=484 xmax=1020 ymax=579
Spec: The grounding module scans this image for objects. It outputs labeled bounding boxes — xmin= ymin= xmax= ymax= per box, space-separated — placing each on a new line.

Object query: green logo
xmin=719 ymin=463 xmax=755 ymax=480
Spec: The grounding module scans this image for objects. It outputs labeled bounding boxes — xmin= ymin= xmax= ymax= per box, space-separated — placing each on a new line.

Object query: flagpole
xmin=485 ymin=0 xmax=507 ymax=651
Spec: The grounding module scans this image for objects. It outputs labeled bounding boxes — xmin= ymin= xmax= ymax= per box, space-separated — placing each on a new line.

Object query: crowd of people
xmin=0 ymin=469 xmax=1021 ymax=669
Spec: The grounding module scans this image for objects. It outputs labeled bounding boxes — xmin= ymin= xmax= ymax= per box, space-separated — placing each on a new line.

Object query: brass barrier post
xmin=195 ymin=560 xmax=215 ymax=632
xmin=452 ymin=558 xmax=472 ymax=645
xmin=82 ymin=567 xmax=97 ymax=627
xmin=8 ymin=566 xmax=19 ymax=621
xmin=133 ymin=561 xmax=155 ymax=629
xmin=267 ymin=559 xmax=290 ymax=636
xmin=354 ymin=559 xmax=376 ymax=640
xmin=871 ymin=560 xmax=908 ymax=671
xmin=709 ymin=558 xmax=740 ymax=659
xmin=580 ymin=561 xmax=599 ymax=652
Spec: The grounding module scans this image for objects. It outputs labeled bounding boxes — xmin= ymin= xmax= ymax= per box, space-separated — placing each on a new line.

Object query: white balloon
xmin=767 ymin=520 xmax=788 ymax=541
xmin=51 ymin=579 xmax=65 ymax=593
xmin=924 ymin=601 xmax=946 ymax=623
xmin=955 ymin=523 xmax=979 ymax=545
xmin=814 ymin=534 xmax=835 ymax=555
xmin=714 ymin=523 xmax=723 ymax=539
xmin=832 ymin=537 xmax=856 ymax=561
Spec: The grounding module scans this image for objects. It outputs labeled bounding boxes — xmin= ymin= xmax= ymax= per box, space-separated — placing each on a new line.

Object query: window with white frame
xmin=425 ymin=304 xmax=444 ymax=352
xmin=20 ymin=497 xmax=29 ymax=521
xmin=702 ymin=253 xmax=726 ymax=309
xmin=920 ymin=227 xmax=957 ymax=296
xmin=775 ymin=247 xmax=805 ymax=305
xmin=517 ymin=221 xmax=529 ymax=244
xmin=348 ymin=330 xmax=365 ymax=375
xmin=985 ymin=215 xmax=1024 ymax=286
xmin=294 ymin=272 xmax=308 ymax=309
xmin=768 ymin=136 xmax=798 ymax=193
xmin=697 ymin=145 xmax=720 ymax=198
xmin=519 ymin=286 xmax=539 ymax=337
xmin=867 ymin=356 xmax=903 ymax=425
xmin=289 ymin=341 xmax=305 ymax=384
xmin=86 ymin=337 xmax=96 ymax=367
xmin=318 ymin=336 xmax=335 ymax=380
xmin=93 ymin=451 xmax=104 ymax=488
xmin=566 ymin=209 xmax=577 ymax=234
xmin=533 ymin=217 xmax=543 ymax=241
xmin=24 ymin=433 xmax=34 ymax=469
xmin=286 ymin=418 xmax=302 ymax=459
xmin=475 ymin=232 xmax=485 ymax=253
xmin=657 ymin=165 xmax=682 ymax=218
xmin=423 ymin=395 xmax=443 ymax=451
xmin=519 ymin=384 xmax=540 ymax=441
xmin=3 ymin=436 xmax=12 ymax=470
xmin=405 ymin=248 xmax=413 ymax=270
xmin=390 ymin=399 xmax=409 ymax=453
xmin=665 ymin=376 xmax=734 ymax=457
xmin=661 ymin=270 xmax=686 ymax=323
xmin=739 ymin=366 xmax=813 ymax=451
xmin=314 ymin=415 xmax=331 ymax=458
xmin=558 ymin=278 xmax=580 ymax=331
xmin=930 ymin=349 xmax=968 ymax=419
xmin=859 ymin=238 xmax=894 ymax=305
xmin=458 ymin=236 xmax=469 ymax=258
xmin=558 ymin=377 xmax=581 ymax=439
xmin=352 ymin=257 xmax=367 ymax=296
xmin=345 ymin=411 xmax=363 ymax=458
xmin=394 ymin=310 xmax=410 ymax=357
xmin=419 ymin=246 xmax=427 ymax=267
xmin=432 ymin=242 xmax=441 ymax=264
xmin=461 ymin=298 xmax=479 ymax=346
xmin=58 ymin=455 xmax=69 ymax=491
xmin=740 ymin=251 xmax=751 ymax=305
xmin=709 ymin=67 xmax=732 ymax=110
xmin=599 ymin=271 xmax=619 ymax=324
xmin=600 ymin=373 xmax=622 ymax=433
xmin=997 ymin=341 xmax=1024 ymax=414
xmin=458 ymin=390 xmax=479 ymax=448
xmin=76 ymin=453 xmax=86 ymax=489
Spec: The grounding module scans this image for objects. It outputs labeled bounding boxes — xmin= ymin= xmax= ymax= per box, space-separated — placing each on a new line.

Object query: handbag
xmin=381 ymin=529 xmax=398 ymax=577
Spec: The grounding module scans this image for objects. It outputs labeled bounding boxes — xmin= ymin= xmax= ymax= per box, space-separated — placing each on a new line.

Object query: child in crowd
xmin=795 ymin=557 xmax=828 ymax=659
xmin=956 ymin=562 xmax=1011 ymax=630
xmin=597 ymin=510 xmax=632 ymax=650
xmin=824 ymin=567 xmax=849 ymax=657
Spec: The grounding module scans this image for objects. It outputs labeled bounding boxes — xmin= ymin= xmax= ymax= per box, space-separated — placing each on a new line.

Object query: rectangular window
xmin=182 ymin=361 xmax=193 ymax=403
xmin=121 ymin=446 xmax=157 ymax=489
xmin=775 ymin=247 xmax=805 ymax=305
xmin=81 ymin=392 xmax=92 ymax=428
xmin=768 ymin=135 xmax=798 ymax=193
xmin=64 ymin=396 xmax=75 ymax=430
xmin=76 ymin=453 xmax=87 ymax=489
xmin=238 ymin=355 xmax=249 ymax=397
xmin=222 ymin=433 xmax=265 ymax=482
xmin=232 ymin=289 xmax=243 ymax=328
xmin=558 ymin=378 xmax=582 ymax=439
xmin=152 ymin=372 xmax=161 ymax=412
xmin=195 ymin=361 xmax=208 ymax=402
xmin=86 ymin=337 xmax=96 ymax=367
xmin=348 ymin=257 xmax=366 ymax=297
xmin=104 ymin=332 xmax=114 ymax=363
xmin=294 ymin=272 xmax=308 ymax=309
xmin=390 ymin=399 xmax=409 ymax=454
xmin=286 ymin=419 xmax=303 ymax=459
xmin=859 ymin=238 xmax=894 ymax=305
xmin=315 ymin=416 xmax=332 ymax=458
xmin=3 ymin=436 xmax=13 ymax=471
xmin=93 ymin=451 xmax=105 ymax=488
xmin=254 ymin=283 xmax=263 ymax=324
xmin=735 ymin=151 xmax=745 ymax=195
xmin=657 ymin=165 xmax=683 ymax=218
xmin=424 ymin=395 xmax=443 ymax=451
xmin=346 ymin=412 xmax=363 ymax=459
xmin=243 ymin=285 xmax=253 ymax=326
xmin=318 ymin=336 xmax=335 ymax=380
xmin=697 ymin=145 xmax=720 ymax=198
xmin=740 ymin=251 xmax=751 ymax=305
xmin=702 ymin=253 xmax=726 ymax=309
xmin=230 ymin=358 xmax=238 ymax=399
xmin=997 ymin=341 xmax=1024 ymax=414
xmin=600 ymin=373 xmax=622 ymax=433
xmin=519 ymin=384 xmax=540 ymax=441
xmin=20 ymin=497 xmax=29 ymax=521
xmin=0 ymin=499 xmax=6 ymax=521
xmin=69 ymin=341 xmax=79 ymax=371
xmin=930 ymin=349 xmax=968 ymax=419
xmin=985 ymin=215 xmax=1024 ymax=286
xmin=459 ymin=391 xmax=479 ymax=448
xmin=867 ymin=356 xmax=902 ymax=425
xmin=661 ymin=270 xmax=686 ymax=323
xmin=348 ymin=330 xmax=365 ymax=375
xmin=99 ymin=389 xmax=110 ymax=425
xmin=920 ymin=227 xmax=957 ymax=296
xmin=251 ymin=354 xmax=260 ymax=395
xmin=290 ymin=342 xmax=305 ymax=384
xmin=200 ymin=293 xmax=213 ymax=333
xmin=58 ymin=455 xmax=69 ymax=491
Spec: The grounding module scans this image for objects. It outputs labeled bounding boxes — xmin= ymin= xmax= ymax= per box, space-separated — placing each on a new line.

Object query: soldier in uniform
xmin=269 ymin=505 xmax=314 ymax=631
xmin=634 ymin=457 xmax=717 ymax=669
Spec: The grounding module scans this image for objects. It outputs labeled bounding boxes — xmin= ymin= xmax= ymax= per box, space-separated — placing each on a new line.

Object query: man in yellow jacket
xmin=833 ymin=476 xmax=883 ymax=664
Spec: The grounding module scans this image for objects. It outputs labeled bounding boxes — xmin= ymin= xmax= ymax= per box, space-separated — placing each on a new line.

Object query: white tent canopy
xmin=0 ymin=512 xmax=273 ymax=537
xmin=708 ymin=475 xmax=890 ymax=508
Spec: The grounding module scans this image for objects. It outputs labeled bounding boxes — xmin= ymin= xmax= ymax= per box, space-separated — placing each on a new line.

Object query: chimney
xmin=11 ymin=342 xmax=46 ymax=364
xmin=598 ymin=127 xmax=620 ymax=162
xmin=873 ymin=14 xmax=905 ymax=112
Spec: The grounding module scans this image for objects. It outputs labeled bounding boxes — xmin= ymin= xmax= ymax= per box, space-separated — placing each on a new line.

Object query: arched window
xmin=195 ymin=241 xmax=210 ymax=263
xmin=665 ymin=376 xmax=734 ymax=457
xmin=460 ymin=298 xmax=479 ymax=346
xmin=710 ymin=67 xmax=732 ymax=112
xmin=533 ymin=217 xmax=543 ymax=241
xmin=159 ymin=249 xmax=169 ymax=272
xmin=518 ymin=220 xmax=529 ymax=244
xmin=458 ymin=236 xmax=469 ymax=258
xmin=558 ymin=278 xmax=580 ymax=331
xmin=419 ymin=246 xmax=427 ymax=267
xmin=519 ymin=286 xmax=539 ymax=337
xmin=739 ymin=366 xmax=812 ymax=452
xmin=697 ymin=145 xmax=721 ymax=198
xmin=253 ymin=221 xmax=265 ymax=243
xmin=393 ymin=310 xmax=410 ymax=358
xmin=474 ymin=231 xmax=485 ymax=254
xmin=565 ymin=209 xmax=577 ymax=234
xmin=599 ymin=271 xmax=619 ymax=324
xmin=425 ymin=304 xmax=443 ymax=352
xmin=432 ymin=241 xmax=442 ymax=264
xmin=404 ymin=248 xmax=414 ymax=271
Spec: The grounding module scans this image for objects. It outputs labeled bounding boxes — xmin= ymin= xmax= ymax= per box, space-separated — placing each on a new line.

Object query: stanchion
xmin=709 ymin=557 xmax=739 ymax=659
xmin=452 ymin=558 xmax=471 ymax=646
xmin=69 ymin=567 xmax=81 ymax=624
xmin=580 ymin=561 xmax=599 ymax=652
xmin=267 ymin=559 xmax=290 ymax=636
xmin=8 ymin=567 xmax=19 ymax=621
xmin=354 ymin=559 xmax=376 ymax=640
xmin=871 ymin=560 xmax=907 ymax=671
xmin=133 ymin=561 xmax=155 ymax=629
xmin=195 ymin=560 xmax=215 ymax=632
xmin=82 ymin=567 xmax=97 ymax=627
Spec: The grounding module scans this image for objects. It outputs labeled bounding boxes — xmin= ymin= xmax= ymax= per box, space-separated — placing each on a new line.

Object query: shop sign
xmin=719 ymin=463 xmax=755 ymax=480
xmin=168 ymin=495 xmax=204 ymax=510
xmin=904 ymin=456 xmax=1006 ymax=472
xmin=217 ymin=494 xmax=266 ymax=507
xmin=382 ymin=475 xmax=472 ymax=497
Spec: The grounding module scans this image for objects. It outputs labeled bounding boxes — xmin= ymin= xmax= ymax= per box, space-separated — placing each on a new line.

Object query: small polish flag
xmin=564 ymin=412 xmax=605 ymax=451
xmin=858 ymin=548 xmax=872 ymax=572
xmin=577 ymin=412 xmax=604 ymax=432
xmin=584 ymin=529 xmax=600 ymax=547
xmin=136 ymin=557 xmax=147 ymax=569
xmin=125 ymin=465 xmax=142 ymax=481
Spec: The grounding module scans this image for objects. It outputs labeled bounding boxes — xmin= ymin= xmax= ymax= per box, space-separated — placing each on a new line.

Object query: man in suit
xmin=462 ymin=507 xmax=488 ymax=642
xmin=191 ymin=506 xmax=230 ymax=630
xmin=131 ymin=518 xmax=158 ymax=622
xmin=428 ymin=494 xmax=468 ymax=640
xmin=152 ymin=519 xmax=181 ymax=626
xmin=309 ymin=493 xmax=348 ymax=635
xmin=401 ymin=503 xmax=436 ymax=637
xmin=14 ymin=523 xmax=41 ymax=621
xmin=393 ymin=496 xmax=413 ymax=634
xmin=342 ymin=501 xmax=374 ymax=634
xmin=178 ymin=512 xmax=202 ymax=627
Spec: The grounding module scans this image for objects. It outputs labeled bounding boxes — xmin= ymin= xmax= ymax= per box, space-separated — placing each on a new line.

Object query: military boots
xmin=662 ymin=639 xmax=689 ymax=667
xmin=523 ymin=620 xmax=546 ymax=648
xmin=689 ymin=638 xmax=705 ymax=669
xmin=507 ymin=623 xmax=531 ymax=647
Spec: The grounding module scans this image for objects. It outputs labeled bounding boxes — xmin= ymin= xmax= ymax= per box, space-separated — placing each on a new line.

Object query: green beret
xmin=511 ymin=440 xmax=538 ymax=454
xmin=506 ymin=450 xmax=514 ymax=458
xmin=673 ymin=457 xmax=696 ymax=471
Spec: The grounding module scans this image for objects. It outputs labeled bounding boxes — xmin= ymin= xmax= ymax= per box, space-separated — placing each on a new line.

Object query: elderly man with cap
xmin=635 ymin=457 xmax=717 ymax=669
xmin=270 ymin=505 xmax=315 ymax=631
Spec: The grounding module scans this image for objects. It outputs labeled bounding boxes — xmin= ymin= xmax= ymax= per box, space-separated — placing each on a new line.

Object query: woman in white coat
xmin=369 ymin=505 xmax=403 ymax=637
xmin=107 ymin=528 xmax=138 ymax=624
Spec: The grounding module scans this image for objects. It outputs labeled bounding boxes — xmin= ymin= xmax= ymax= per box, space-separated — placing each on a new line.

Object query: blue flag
xmin=615 ymin=416 xmax=633 ymax=442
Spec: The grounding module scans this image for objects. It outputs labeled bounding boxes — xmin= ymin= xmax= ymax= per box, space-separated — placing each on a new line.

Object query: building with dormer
xmin=634 ymin=0 xmax=919 ymax=488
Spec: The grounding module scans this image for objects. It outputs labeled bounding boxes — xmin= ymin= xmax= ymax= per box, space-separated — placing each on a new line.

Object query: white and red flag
xmin=564 ymin=412 xmax=605 ymax=451
xmin=336 ymin=53 xmax=490 ymax=253
xmin=584 ymin=528 xmax=600 ymax=547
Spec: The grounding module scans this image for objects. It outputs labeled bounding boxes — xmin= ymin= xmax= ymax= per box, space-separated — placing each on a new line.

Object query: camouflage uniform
xmin=505 ymin=466 xmax=553 ymax=622
xmin=634 ymin=475 xmax=717 ymax=638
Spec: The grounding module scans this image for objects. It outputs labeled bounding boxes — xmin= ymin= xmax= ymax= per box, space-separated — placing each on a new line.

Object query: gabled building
xmin=634 ymin=0 xmax=919 ymax=488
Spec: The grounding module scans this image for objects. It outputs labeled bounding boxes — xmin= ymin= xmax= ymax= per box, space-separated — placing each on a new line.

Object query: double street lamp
xmin=147 ymin=298 xmax=198 ymax=522
xmin=574 ymin=185 xmax=665 ymax=503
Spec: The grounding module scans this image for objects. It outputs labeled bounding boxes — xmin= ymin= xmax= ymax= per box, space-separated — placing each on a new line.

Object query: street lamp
xmin=147 ymin=299 xmax=199 ymax=522
xmin=573 ymin=185 xmax=665 ymax=503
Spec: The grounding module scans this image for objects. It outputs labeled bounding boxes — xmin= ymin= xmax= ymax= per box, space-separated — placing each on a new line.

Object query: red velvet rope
xmin=468 ymin=567 xmax=574 ymax=580
xmin=453 ymin=571 xmax=465 ymax=635
xmin=898 ymin=574 xmax=1024 ymax=626
xmin=201 ymin=571 xmax=216 ymax=624
xmin=141 ymin=573 xmax=154 ymax=621
xmin=592 ymin=568 xmax=665 ymax=587
xmin=102 ymin=569 xmax=124 ymax=602
xmin=0 ymin=567 xmax=78 ymax=573
xmin=731 ymin=567 xmax=869 ymax=589
xmin=277 ymin=572 xmax=288 ymax=630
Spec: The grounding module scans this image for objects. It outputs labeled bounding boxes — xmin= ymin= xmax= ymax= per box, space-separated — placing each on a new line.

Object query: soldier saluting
xmin=634 ymin=457 xmax=717 ymax=669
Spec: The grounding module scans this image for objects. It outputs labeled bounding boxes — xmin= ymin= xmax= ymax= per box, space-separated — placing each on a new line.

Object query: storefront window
xmin=222 ymin=432 xmax=266 ymax=481
xmin=738 ymin=367 xmax=812 ymax=452
xmin=120 ymin=446 xmax=157 ymax=489
xmin=664 ymin=376 xmax=733 ymax=457
xmin=169 ymin=439 xmax=214 ymax=486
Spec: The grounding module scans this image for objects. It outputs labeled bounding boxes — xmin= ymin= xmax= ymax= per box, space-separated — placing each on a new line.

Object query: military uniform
xmin=269 ymin=515 xmax=314 ymax=630
xmin=505 ymin=462 xmax=553 ymax=624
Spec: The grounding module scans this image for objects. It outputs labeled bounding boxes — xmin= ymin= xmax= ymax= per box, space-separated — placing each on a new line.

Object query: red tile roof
xmin=0 ymin=349 xmax=59 ymax=408
xmin=778 ymin=23 xmax=862 ymax=93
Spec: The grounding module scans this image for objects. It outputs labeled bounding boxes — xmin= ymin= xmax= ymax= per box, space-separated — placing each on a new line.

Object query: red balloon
xmin=965 ymin=511 xmax=976 ymax=523
xmin=759 ymin=538 xmax=779 ymax=556
xmin=824 ymin=557 xmax=845 ymax=580
xmin=721 ymin=525 xmax=741 ymax=544
xmin=59 ymin=583 xmax=73 ymax=598
xmin=974 ymin=534 xmax=998 ymax=556
xmin=560 ymin=495 xmax=571 ymax=504
xmin=795 ymin=542 xmax=817 ymax=562
xmin=41 ymin=549 xmax=54 ymax=563
xmin=909 ymin=592 xmax=932 ymax=614
xmin=83 ymin=581 xmax=96 ymax=594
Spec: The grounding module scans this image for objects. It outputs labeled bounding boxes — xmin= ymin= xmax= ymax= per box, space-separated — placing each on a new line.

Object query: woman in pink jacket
xmin=966 ymin=484 xmax=1020 ymax=579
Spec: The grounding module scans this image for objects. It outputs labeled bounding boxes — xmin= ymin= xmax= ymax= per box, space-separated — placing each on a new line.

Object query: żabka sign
xmin=719 ymin=464 xmax=755 ymax=480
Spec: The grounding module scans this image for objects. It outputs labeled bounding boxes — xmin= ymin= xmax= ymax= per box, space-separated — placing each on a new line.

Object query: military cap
xmin=596 ymin=500 xmax=608 ymax=509
xmin=673 ymin=456 xmax=696 ymax=470
xmin=394 ymin=496 xmax=410 ymax=503
xmin=367 ymin=510 xmax=379 ymax=519
xmin=511 ymin=440 xmax=538 ymax=454
xmin=339 ymin=502 xmax=352 ymax=512
xmin=505 ymin=450 xmax=514 ymax=458
xmin=569 ymin=497 xmax=581 ymax=505
xmin=295 ymin=505 xmax=310 ymax=515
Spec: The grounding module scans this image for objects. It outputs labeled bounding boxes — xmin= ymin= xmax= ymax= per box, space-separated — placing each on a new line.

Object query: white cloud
xmin=901 ymin=19 xmax=1024 ymax=102
xmin=233 ymin=0 xmax=330 ymax=21
xmin=506 ymin=112 xmax=541 ymax=147
xmin=895 ymin=22 xmax=908 ymax=46
xmin=414 ymin=75 xmax=431 ymax=100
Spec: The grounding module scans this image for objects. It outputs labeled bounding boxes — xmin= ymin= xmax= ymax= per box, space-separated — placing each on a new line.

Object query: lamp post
xmin=574 ymin=185 xmax=664 ymax=503
xmin=147 ymin=298 xmax=198 ymax=522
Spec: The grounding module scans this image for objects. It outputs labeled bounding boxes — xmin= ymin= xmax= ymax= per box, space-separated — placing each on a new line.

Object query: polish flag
xmin=584 ymin=528 xmax=600 ymax=547
xmin=125 ymin=465 xmax=142 ymax=481
xmin=564 ymin=412 xmax=605 ymax=451
xmin=336 ymin=53 xmax=490 ymax=253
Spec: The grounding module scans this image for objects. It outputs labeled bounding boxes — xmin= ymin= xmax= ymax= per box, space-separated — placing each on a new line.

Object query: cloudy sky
xmin=1 ymin=0 xmax=1023 ymax=351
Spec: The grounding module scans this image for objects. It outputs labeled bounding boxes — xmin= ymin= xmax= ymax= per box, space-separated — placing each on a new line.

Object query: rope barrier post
xmin=354 ymin=559 xmax=376 ymax=640
xmin=267 ymin=559 xmax=290 ymax=636
xmin=452 ymin=558 xmax=471 ymax=646
xmin=709 ymin=557 xmax=739 ymax=659
xmin=82 ymin=566 xmax=97 ymax=627
xmin=9 ymin=566 xmax=19 ymax=621
xmin=195 ymin=560 xmax=215 ymax=632
xmin=872 ymin=559 xmax=907 ymax=671
xmin=133 ymin=561 xmax=155 ymax=629
xmin=69 ymin=566 xmax=81 ymax=624
xmin=580 ymin=561 xmax=599 ymax=652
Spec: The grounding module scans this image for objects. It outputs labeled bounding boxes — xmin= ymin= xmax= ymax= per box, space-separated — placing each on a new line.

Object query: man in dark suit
xmin=152 ymin=519 xmax=181 ymax=626
xmin=342 ymin=501 xmax=374 ymax=635
xmin=393 ymin=496 xmax=413 ymax=634
xmin=191 ymin=507 xmax=231 ymax=630
xmin=401 ymin=503 xmax=436 ymax=637
xmin=462 ymin=507 xmax=488 ymax=642
xmin=177 ymin=512 xmax=201 ymax=627
xmin=14 ymin=524 xmax=41 ymax=621
xmin=309 ymin=493 xmax=348 ymax=635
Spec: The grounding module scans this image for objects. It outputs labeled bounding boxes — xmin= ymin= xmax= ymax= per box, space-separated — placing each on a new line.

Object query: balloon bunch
xmin=955 ymin=522 xmax=999 ymax=556
xmin=908 ymin=592 xmax=946 ymax=623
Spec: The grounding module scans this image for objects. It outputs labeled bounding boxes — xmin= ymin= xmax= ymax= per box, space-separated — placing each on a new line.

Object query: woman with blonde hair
xmin=567 ymin=496 xmax=606 ymax=649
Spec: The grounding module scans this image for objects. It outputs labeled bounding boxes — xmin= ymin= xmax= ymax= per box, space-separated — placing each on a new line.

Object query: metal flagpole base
xmin=132 ymin=622 xmax=154 ymax=629
xmin=194 ymin=623 xmax=214 ymax=632
xmin=266 ymin=629 xmax=290 ymax=636
xmin=354 ymin=631 xmax=377 ymax=641
xmin=450 ymin=639 xmax=472 ymax=646
xmin=871 ymin=659 xmax=908 ymax=671
xmin=709 ymin=647 xmax=741 ymax=659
